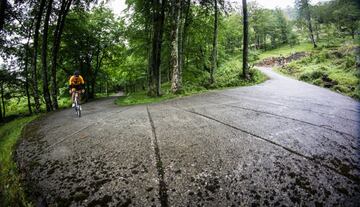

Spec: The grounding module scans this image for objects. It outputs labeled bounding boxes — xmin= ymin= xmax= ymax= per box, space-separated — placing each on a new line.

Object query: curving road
xmin=16 ymin=67 xmax=360 ymax=206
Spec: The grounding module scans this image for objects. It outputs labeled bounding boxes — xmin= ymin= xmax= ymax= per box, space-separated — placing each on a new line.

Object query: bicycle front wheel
xmin=77 ymin=106 xmax=81 ymax=117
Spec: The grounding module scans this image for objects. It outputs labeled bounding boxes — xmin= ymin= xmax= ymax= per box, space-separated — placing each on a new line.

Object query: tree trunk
xmin=171 ymin=0 xmax=181 ymax=93
xmin=50 ymin=0 xmax=72 ymax=110
xmin=242 ymin=0 xmax=250 ymax=79
xmin=210 ymin=0 xmax=218 ymax=84
xmin=32 ymin=0 xmax=47 ymax=113
xmin=179 ymin=0 xmax=191 ymax=81
xmin=1 ymin=83 xmax=5 ymax=118
xmin=351 ymin=28 xmax=355 ymax=39
xmin=0 ymin=0 xmax=6 ymax=30
xmin=0 ymin=84 xmax=2 ymax=122
xmin=304 ymin=1 xmax=317 ymax=48
xmin=106 ymin=81 xmax=108 ymax=96
xmin=25 ymin=44 xmax=33 ymax=115
xmin=41 ymin=0 xmax=53 ymax=112
xmin=148 ymin=0 xmax=166 ymax=97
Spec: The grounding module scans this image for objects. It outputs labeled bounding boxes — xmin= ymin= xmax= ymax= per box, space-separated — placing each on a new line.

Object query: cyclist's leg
xmin=71 ymin=88 xmax=75 ymax=106
xmin=76 ymin=86 xmax=82 ymax=105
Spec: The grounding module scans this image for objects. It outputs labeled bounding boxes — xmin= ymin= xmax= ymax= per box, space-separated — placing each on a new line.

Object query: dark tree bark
xmin=210 ymin=0 xmax=218 ymax=84
xmin=89 ymin=48 xmax=104 ymax=98
xmin=0 ymin=0 xmax=7 ymax=31
xmin=25 ymin=43 xmax=33 ymax=115
xmin=24 ymin=19 xmax=35 ymax=115
xmin=41 ymin=0 xmax=53 ymax=112
xmin=148 ymin=0 xmax=166 ymax=97
xmin=242 ymin=0 xmax=250 ymax=79
xmin=350 ymin=28 xmax=355 ymax=39
xmin=170 ymin=0 xmax=181 ymax=93
xmin=50 ymin=0 xmax=72 ymax=110
xmin=1 ymin=83 xmax=5 ymax=118
xmin=0 ymin=84 xmax=2 ymax=121
xmin=179 ymin=0 xmax=191 ymax=82
xmin=32 ymin=0 xmax=47 ymax=113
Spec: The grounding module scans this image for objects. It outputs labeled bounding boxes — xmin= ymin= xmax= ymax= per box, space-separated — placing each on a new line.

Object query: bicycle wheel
xmin=77 ymin=106 xmax=81 ymax=117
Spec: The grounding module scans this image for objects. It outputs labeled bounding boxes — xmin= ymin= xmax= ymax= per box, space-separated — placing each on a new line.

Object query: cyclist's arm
xmin=69 ymin=76 xmax=74 ymax=92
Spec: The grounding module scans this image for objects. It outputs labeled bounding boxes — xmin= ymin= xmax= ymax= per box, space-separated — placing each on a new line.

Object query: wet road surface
xmin=16 ymin=67 xmax=360 ymax=206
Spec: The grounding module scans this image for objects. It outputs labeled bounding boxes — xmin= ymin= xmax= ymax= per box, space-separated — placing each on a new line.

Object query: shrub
xmin=299 ymin=70 xmax=326 ymax=82
xmin=334 ymin=85 xmax=351 ymax=93
xmin=313 ymin=79 xmax=323 ymax=86
xmin=353 ymin=87 xmax=360 ymax=100
xmin=299 ymin=72 xmax=311 ymax=81
xmin=280 ymin=62 xmax=300 ymax=74
xmin=310 ymin=70 xmax=326 ymax=79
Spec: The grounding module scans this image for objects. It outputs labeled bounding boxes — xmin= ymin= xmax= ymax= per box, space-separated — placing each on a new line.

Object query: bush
xmin=353 ymin=87 xmax=360 ymax=100
xmin=314 ymin=50 xmax=330 ymax=63
xmin=312 ymin=79 xmax=323 ymax=86
xmin=299 ymin=72 xmax=311 ymax=81
xmin=334 ymin=85 xmax=351 ymax=93
xmin=279 ymin=62 xmax=301 ymax=74
xmin=310 ymin=70 xmax=326 ymax=79
xmin=299 ymin=70 xmax=326 ymax=82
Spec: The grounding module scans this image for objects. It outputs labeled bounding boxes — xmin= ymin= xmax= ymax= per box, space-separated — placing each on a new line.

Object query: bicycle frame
xmin=74 ymin=91 xmax=81 ymax=117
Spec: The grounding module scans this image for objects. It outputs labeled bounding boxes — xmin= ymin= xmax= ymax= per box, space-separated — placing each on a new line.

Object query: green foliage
xmin=215 ymin=58 xmax=267 ymax=87
xmin=116 ymin=90 xmax=176 ymax=106
xmin=219 ymin=13 xmax=243 ymax=56
xmin=258 ymin=43 xmax=314 ymax=60
xmin=116 ymin=57 xmax=267 ymax=106
xmin=0 ymin=116 xmax=37 ymax=206
xmin=277 ymin=41 xmax=359 ymax=99
xmin=299 ymin=70 xmax=326 ymax=81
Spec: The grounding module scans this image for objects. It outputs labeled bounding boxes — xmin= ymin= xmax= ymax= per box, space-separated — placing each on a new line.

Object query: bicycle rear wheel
xmin=77 ymin=106 xmax=81 ymax=117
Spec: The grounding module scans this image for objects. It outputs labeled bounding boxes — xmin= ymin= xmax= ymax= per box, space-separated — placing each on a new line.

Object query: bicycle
xmin=73 ymin=91 xmax=82 ymax=117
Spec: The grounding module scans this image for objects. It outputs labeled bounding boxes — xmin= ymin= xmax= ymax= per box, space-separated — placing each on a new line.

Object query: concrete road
xmin=16 ymin=68 xmax=360 ymax=206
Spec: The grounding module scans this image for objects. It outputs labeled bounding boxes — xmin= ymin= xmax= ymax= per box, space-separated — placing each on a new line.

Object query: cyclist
xmin=69 ymin=70 xmax=85 ymax=107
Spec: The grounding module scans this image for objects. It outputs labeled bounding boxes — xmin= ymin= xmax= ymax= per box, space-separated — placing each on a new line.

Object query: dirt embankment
xmin=256 ymin=52 xmax=309 ymax=67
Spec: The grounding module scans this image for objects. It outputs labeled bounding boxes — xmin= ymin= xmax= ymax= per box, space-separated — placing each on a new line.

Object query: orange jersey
xmin=69 ymin=75 xmax=85 ymax=86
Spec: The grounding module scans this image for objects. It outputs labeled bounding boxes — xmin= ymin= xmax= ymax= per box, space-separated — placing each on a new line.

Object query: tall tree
xmin=296 ymin=0 xmax=317 ymax=48
xmin=210 ymin=0 xmax=218 ymax=84
xmin=24 ymin=25 xmax=34 ymax=115
xmin=170 ymin=0 xmax=181 ymax=93
xmin=50 ymin=0 xmax=72 ymax=109
xmin=179 ymin=0 xmax=191 ymax=77
xmin=148 ymin=0 xmax=166 ymax=97
xmin=0 ymin=0 xmax=6 ymax=30
xmin=41 ymin=0 xmax=54 ymax=112
xmin=32 ymin=0 xmax=47 ymax=113
xmin=242 ymin=0 xmax=250 ymax=79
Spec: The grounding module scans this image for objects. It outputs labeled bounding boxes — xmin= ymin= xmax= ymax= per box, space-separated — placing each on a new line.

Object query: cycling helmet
xmin=74 ymin=70 xmax=80 ymax=77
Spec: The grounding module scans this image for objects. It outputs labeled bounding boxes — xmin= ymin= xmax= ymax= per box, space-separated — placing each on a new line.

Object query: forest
xmin=0 ymin=0 xmax=359 ymax=121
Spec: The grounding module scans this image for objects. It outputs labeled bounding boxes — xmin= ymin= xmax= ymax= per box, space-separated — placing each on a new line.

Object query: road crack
xmin=28 ymin=107 xmax=132 ymax=160
xmin=224 ymin=104 xmax=358 ymax=140
xmin=146 ymin=106 xmax=169 ymax=207
xmin=180 ymin=108 xmax=360 ymax=184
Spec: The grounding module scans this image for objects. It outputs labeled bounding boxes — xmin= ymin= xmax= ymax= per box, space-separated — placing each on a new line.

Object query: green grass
xmin=115 ymin=90 xmax=177 ymax=106
xmin=275 ymin=41 xmax=359 ymax=99
xmin=258 ymin=43 xmax=314 ymax=60
xmin=3 ymin=92 xmax=111 ymax=119
xmin=116 ymin=68 xmax=267 ymax=106
xmin=0 ymin=116 xmax=37 ymax=206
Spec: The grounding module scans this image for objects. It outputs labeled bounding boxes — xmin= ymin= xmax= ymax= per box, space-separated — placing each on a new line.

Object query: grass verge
xmin=0 ymin=116 xmax=37 ymax=206
xmin=258 ymin=43 xmax=314 ymax=60
xmin=275 ymin=41 xmax=359 ymax=99
xmin=116 ymin=69 xmax=267 ymax=106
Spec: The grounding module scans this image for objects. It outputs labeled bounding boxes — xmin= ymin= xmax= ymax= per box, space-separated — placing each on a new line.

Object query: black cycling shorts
xmin=70 ymin=85 xmax=82 ymax=91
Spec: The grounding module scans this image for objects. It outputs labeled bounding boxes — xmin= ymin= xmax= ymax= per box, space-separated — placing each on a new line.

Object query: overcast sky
xmin=107 ymin=0 xmax=331 ymax=16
